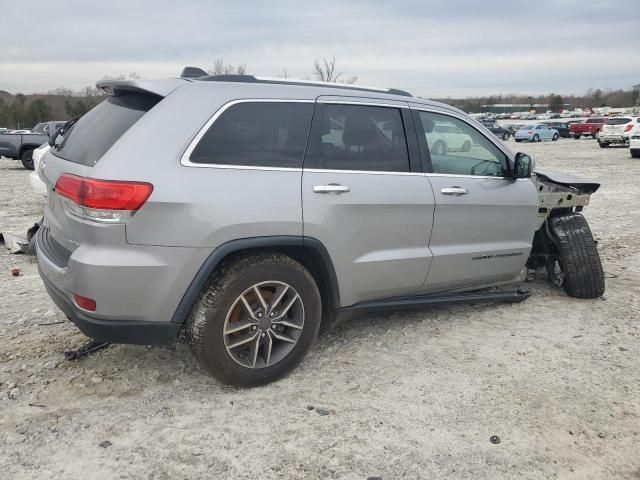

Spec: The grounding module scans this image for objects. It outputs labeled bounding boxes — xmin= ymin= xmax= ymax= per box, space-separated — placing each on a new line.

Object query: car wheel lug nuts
xmin=261 ymin=332 xmax=266 ymax=337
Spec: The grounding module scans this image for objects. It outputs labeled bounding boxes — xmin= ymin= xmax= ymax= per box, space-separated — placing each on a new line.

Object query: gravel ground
xmin=1 ymin=139 xmax=639 ymax=479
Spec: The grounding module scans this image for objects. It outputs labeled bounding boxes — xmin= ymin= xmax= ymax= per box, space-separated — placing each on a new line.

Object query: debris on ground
xmin=63 ymin=340 xmax=110 ymax=360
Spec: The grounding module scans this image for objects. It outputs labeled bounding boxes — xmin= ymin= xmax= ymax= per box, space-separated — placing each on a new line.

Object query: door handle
xmin=441 ymin=187 xmax=468 ymax=196
xmin=313 ymin=184 xmax=350 ymax=194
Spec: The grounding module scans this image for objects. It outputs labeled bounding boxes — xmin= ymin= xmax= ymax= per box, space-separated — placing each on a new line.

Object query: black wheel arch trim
xmin=170 ymin=236 xmax=341 ymax=324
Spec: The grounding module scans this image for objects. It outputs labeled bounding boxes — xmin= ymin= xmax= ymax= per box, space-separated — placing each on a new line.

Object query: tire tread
xmin=549 ymin=213 xmax=605 ymax=299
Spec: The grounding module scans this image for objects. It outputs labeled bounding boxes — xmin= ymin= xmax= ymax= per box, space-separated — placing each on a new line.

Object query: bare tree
xmin=279 ymin=67 xmax=290 ymax=79
xmin=313 ymin=56 xmax=357 ymax=84
xmin=210 ymin=58 xmax=248 ymax=76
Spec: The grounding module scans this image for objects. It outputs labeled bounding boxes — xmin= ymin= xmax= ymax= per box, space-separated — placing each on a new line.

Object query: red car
xmin=570 ymin=118 xmax=607 ymax=139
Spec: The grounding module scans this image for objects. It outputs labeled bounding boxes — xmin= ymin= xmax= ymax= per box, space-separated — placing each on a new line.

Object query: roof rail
xmin=193 ymin=73 xmax=412 ymax=97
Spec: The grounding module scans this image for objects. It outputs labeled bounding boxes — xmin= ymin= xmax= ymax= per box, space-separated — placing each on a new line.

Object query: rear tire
xmin=598 ymin=140 xmax=608 ymax=148
xmin=573 ymin=134 xmax=581 ymax=139
xmin=20 ymin=149 xmax=34 ymax=170
xmin=552 ymin=133 xmax=559 ymax=141
xmin=548 ymin=213 xmax=605 ymax=299
xmin=631 ymin=149 xmax=640 ymax=159
xmin=186 ymin=253 xmax=321 ymax=386
xmin=502 ymin=132 xmax=510 ymax=141
xmin=532 ymin=134 xmax=539 ymax=142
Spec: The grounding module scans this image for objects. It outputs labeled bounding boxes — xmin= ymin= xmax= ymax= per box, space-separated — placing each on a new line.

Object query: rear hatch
xmin=40 ymin=85 xmax=167 ymax=260
xmin=602 ymin=117 xmax=631 ymax=135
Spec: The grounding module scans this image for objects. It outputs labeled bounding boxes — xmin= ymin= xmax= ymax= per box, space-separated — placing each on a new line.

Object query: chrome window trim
xmin=180 ymin=99 xmax=315 ymax=169
xmin=317 ymin=100 xmax=410 ymax=109
xmin=304 ymin=168 xmax=423 ymax=177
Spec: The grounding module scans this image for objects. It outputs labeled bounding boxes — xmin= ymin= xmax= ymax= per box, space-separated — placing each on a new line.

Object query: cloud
xmin=1 ymin=0 xmax=638 ymax=96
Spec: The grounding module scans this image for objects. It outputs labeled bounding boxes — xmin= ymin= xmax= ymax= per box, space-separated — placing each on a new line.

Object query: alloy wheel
xmin=223 ymin=281 xmax=304 ymax=369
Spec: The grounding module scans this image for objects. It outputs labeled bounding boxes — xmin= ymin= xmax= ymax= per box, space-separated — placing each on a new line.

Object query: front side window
xmin=305 ymin=104 xmax=410 ymax=172
xmin=190 ymin=102 xmax=314 ymax=168
xmin=418 ymin=111 xmax=508 ymax=177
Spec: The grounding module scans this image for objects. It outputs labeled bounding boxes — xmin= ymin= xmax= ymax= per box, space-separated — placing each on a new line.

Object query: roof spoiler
xmin=95 ymin=78 xmax=188 ymax=97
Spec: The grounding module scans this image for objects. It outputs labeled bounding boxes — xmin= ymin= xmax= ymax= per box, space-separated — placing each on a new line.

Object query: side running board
xmin=342 ymin=289 xmax=531 ymax=313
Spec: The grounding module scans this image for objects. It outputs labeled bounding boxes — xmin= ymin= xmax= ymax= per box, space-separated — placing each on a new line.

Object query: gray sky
xmin=1 ymin=0 xmax=638 ymax=97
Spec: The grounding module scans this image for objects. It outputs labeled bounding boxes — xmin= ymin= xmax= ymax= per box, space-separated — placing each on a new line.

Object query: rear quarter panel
xmin=89 ymin=83 xmax=308 ymax=248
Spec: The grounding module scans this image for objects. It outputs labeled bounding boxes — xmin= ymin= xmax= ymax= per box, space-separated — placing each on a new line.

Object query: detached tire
xmin=549 ymin=213 xmax=605 ymax=299
xmin=20 ymin=149 xmax=34 ymax=170
xmin=186 ymin=253 xmax=321 ymax=386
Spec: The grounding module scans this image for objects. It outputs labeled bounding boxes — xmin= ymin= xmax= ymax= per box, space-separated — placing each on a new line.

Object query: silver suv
xmin=37 ymin=70 xmax=605 ymax=385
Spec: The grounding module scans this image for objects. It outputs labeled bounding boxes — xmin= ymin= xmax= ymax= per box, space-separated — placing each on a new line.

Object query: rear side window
xmin=606 ymin=117 xmax=631 ymax=125
xmin=189 ymin=102 xmax=313 ymax=168
xmin=305 ymin=104 xmax=410 ymax=172
xmin=52 ymin=93 xmax=161 ymax=166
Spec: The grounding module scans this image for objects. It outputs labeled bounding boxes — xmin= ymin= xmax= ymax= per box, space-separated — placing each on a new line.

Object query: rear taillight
xmin=528 ymin=131 xmax=534 ymax=134
xmin=624 ymin=124 xmax=633 ymax=132
xmin=55 ymin=174 xmax=153 ymax=223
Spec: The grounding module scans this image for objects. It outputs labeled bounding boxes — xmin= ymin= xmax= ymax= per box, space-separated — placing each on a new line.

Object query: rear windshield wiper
xmin=49 ymin=117 xmax=79 ymax=148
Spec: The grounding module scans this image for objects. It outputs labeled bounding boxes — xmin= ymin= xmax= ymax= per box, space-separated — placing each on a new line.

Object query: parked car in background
xmin=32 ymin=121 xmax=67 ymax=136
xmin=570 ymin=118 xmax=606 ymax=139
xmin=504 ymin=124 xmax=524 ymax=135
xmin=0 ymin=130 xmax=49 ymax=169
xmin=598 ymin=117 xmax=639 ymax=148
xmin=514 ymin=124 xmax=559 ymax=142
xmin=545 ymin=122 xmax=571 ymax=138
xmin=428 ymin=121 xmax=474 ymax=153
xmin=482 ymin=122 xmax=511 ymax=140
xmin=630 ymin=126 xmax=640 ymax=158
xmin=30 ymin=144 xmax=50 ymax=196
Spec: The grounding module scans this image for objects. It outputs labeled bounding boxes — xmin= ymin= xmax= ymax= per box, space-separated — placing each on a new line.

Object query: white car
xmin=427 ymin=122 xmax=474 ymax=155
xmin=598 ymin=116 xmax=640 ymax=148
xmin=29 ymin=143 xmax=49 ymax=197
xmin=630 ymin=125 xmax=640 ymax=158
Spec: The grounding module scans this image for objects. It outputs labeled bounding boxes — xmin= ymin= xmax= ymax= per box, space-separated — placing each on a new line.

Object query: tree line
xmin=1 ymin=57 xmax=638 ymax=128
xmin=434 ymin=85 xmax=640 ymax=113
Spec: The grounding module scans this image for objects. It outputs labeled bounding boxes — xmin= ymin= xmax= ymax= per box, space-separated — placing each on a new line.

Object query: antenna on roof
xmin=180 ymin=67 xmax=208 ymax=78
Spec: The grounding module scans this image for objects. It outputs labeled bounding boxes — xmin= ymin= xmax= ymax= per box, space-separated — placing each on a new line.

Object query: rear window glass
xmin=52 ymin=93 xmax=160 ymax=166
xmin=305 ymin=103 xmax=410 ymax=172
xmin=189 ymin=102 xmax=313 ymax=168
xmin=606 ymin=117 xmax=631 ymax=125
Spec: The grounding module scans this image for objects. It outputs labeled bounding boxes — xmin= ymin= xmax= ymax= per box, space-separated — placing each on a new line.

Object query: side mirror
xmin=513 ymin=152 xmax=534 ymax=178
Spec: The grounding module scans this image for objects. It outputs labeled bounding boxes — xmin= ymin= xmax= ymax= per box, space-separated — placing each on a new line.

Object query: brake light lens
xmin=73 ymin=293 xmax=96 ymax=311
xmin=624 ymin=124 xmax=633 ymax=132
xmin=55 ymin=174 xmax=153 ymax=210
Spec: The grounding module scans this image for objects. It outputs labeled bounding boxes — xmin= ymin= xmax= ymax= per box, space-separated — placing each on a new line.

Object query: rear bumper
xmin=599 ymin=134 xmax=628 ymax=144
xmin=38 ymin=262 xmax=181 ymax=344
xmin=35 ymin=224 xmax=205 ymax=345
